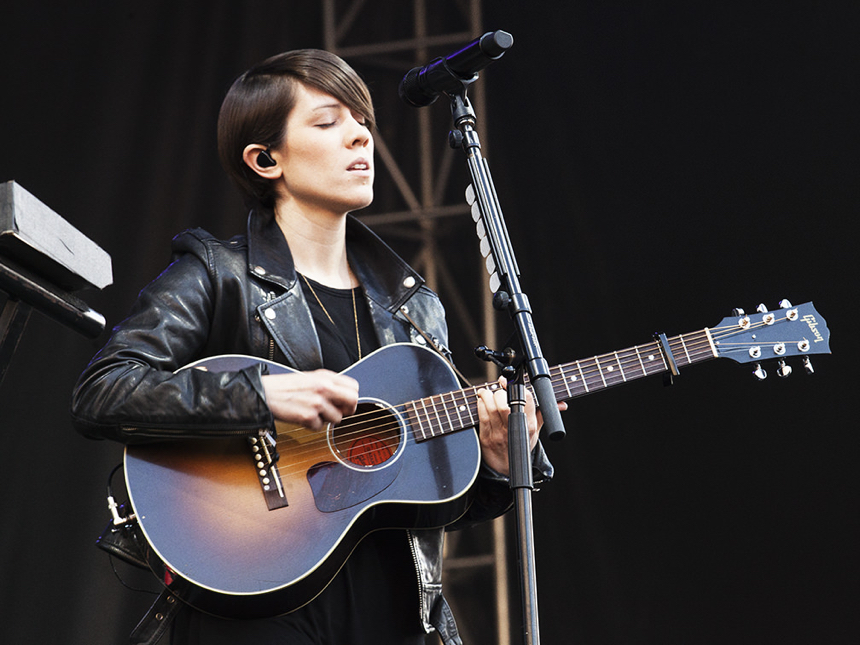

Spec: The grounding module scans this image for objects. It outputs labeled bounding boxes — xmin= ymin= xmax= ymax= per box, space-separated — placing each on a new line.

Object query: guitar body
xmin=124 ymin=344 xmax=481 ymax=619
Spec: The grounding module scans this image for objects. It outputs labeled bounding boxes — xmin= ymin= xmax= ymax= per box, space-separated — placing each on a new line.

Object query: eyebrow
xmin=312 ymin=103 xmax=343 ymax=112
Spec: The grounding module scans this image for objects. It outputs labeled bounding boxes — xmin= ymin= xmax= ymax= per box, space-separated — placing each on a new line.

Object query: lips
xmin=347 ymin=158 xmax=371 ymax=172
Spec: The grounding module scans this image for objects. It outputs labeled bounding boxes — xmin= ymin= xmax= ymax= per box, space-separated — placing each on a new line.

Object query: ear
xmin=242 ymin=144 xmax=282 ymax=179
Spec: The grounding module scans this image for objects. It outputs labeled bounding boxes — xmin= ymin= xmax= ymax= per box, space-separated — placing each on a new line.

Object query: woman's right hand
xmin=261 ymin=370 xmax=359 ymax=429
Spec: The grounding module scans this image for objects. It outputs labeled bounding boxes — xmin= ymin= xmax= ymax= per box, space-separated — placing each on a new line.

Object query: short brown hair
xmin=217 ymin=49 xmax=375 ymax=207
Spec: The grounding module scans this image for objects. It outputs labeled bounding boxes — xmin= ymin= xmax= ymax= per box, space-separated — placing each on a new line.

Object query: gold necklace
xmin=300 ymin=273 xmax=362 ymax=359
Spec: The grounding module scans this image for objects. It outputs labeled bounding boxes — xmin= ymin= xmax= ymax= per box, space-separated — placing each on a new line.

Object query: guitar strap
xmin=129 ymin=589 xmax=182 ymax=645
xmin=399 ymin=307 xmax=472 ymax=387
xmin=126 ymin=583 xmax=462 ymax=645
xmin=95 ymin=495 xmax=183 ymax=644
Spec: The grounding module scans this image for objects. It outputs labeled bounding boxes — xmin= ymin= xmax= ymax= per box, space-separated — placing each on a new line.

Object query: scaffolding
xmin=321 ymin=1 xmax=511 ymax=644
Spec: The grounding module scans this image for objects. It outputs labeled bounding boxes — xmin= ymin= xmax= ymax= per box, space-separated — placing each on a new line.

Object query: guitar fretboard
xmin=403 ymin=329 xmax=716 ymax=442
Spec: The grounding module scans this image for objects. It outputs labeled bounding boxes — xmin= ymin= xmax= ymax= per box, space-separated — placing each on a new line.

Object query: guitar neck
xmin=543 ymin=327 xmax=716 ymax=404
xmin=406 ymin=328 xmax=717 ymax=442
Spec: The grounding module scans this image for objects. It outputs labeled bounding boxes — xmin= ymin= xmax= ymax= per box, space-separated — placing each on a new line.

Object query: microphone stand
xmin=447 ymin=87 xmax=567 ymax=645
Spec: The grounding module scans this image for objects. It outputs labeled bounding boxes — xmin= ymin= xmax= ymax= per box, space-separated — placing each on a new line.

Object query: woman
xmin=72 ymin=49 xmax=554 ymax=645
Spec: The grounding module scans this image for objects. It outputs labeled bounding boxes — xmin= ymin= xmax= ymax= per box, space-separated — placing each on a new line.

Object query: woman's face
xmin=271 ymin=82 xmax=374 ymax=218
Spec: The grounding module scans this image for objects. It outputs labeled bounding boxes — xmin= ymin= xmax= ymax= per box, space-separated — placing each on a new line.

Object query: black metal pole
xmin=506 ymin=373 xmax=541 ymax=644
xmin=448 ymin=90 xmax=567 ymax=645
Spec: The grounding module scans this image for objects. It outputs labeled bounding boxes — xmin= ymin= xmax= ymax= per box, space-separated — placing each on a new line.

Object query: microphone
xmin=399 ymin=30 xmax=513 ymax=107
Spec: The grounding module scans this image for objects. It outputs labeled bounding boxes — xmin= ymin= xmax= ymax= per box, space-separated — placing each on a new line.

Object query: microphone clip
xmin=476 ymin=345 xmax=520 ymax=377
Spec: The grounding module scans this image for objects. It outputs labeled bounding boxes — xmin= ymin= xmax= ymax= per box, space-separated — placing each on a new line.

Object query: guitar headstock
xmin=711 ymin=300 xmax=830 ymax=379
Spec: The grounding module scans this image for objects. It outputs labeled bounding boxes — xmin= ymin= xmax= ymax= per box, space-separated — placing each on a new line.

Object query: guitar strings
xmin=268 ymin=319 xmax=787 ymax=468
xmin=267 ymin=317 xmax=790 ymax=468
xmin=272 ymin=332 xmax=711 ymax=468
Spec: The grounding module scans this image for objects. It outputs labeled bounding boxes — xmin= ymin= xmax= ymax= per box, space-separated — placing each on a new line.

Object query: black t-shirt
xmin=299 ymin=275 xmax=379 ymax=372
xmin=170 ymin=278 xmax=426 ymax=644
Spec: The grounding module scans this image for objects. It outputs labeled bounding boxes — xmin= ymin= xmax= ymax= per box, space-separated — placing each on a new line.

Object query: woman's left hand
xmin=476 ymin=377 xmax=564 ymax=476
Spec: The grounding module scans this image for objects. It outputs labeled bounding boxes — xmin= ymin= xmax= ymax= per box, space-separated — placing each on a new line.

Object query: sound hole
xmin=331 ymin=401 xmax=401 ymax=469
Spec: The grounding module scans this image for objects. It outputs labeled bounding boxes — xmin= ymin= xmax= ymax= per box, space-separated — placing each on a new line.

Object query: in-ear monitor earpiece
xmin=257 ymin=149 xmax=276 ymax=168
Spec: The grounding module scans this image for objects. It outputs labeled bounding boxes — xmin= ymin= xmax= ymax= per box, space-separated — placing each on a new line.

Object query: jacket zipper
xmin=120 ymin=424 xmax=268 ymax=438
xmin=259 ymin=291 xmax=277 ymax=362
xmin=406 ymin=530 xmax=426 ymax=626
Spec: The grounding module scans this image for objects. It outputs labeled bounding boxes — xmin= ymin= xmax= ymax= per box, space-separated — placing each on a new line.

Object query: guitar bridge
xmin=249 ymin=431 xmax=288 ymax=510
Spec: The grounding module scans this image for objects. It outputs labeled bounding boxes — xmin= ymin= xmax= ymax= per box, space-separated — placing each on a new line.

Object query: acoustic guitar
xmin=123 ymin=300 xmax=830 ymax=618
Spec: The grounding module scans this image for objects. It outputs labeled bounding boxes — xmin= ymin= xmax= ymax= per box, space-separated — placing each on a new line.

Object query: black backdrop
xmin=1 ymin=2 xmax=857 ymax=644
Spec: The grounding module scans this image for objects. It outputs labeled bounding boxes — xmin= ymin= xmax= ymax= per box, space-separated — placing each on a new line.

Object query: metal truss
xmin=321 ymin=2 xmax=511 ymax=644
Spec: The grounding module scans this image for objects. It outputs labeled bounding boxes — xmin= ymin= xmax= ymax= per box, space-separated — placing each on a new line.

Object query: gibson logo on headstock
xmin=802 ymin=314 xmax=825 ymax=343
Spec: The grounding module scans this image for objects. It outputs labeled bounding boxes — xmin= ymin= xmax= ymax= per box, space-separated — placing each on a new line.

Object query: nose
xmin=347 ymin=114 xmax=371 ymax=148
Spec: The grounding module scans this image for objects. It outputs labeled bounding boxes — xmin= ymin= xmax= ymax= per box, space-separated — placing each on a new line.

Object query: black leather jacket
xmin=71 ymin=208 xmax=553 ymax=644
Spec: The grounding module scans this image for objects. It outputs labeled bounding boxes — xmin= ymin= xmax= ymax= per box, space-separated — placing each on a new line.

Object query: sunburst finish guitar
xmin=123 ymin=301 xmax=830 ymax=618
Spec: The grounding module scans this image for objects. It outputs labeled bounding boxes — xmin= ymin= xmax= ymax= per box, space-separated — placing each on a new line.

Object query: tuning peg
xmin=778 ymin=298 xmax=800 ymax=322
xmin=777 ymin=360 xmax=792 ymax=378
xmin=753 ymin=363 xmax=767 ymax=381
xmin=756 ymin=303 xmax=768 ymax=313
xmin=733 ymin=307 xmax=745 ymax=316
xmin=802 ymin=357 xmax=815 ymax=375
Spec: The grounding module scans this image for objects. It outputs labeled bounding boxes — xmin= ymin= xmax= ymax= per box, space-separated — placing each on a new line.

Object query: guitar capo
xmin=654 ymin=332 xmax=680 ymax=386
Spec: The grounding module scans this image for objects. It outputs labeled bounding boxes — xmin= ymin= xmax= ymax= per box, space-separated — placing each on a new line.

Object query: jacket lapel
xmin=244 ymin=208 xmax=427 ymax=370
xmin=246 ymin=211 xmax=324 ymax=370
